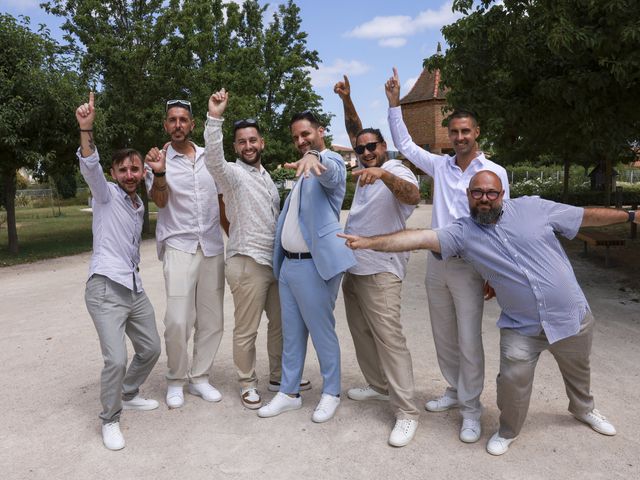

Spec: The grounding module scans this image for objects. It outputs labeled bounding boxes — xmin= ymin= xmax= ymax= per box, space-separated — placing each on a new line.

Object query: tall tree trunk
xmin=3 ymin=170 xmax=19 ymax=254
xmin=604 ymin=155 xmax=612 ymax=207
xmin=562 ymin=158 xmax=570 ymax=204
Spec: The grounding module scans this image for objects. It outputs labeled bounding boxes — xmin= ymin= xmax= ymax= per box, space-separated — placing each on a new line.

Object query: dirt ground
xmin=1 ymin=205 xmax=639 ymax=480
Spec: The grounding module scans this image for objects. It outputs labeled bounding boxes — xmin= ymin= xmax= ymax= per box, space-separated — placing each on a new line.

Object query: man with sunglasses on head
xmin=340 ymin=169 xmax=637 ymax=455
xmin=257 ymin=110 xmax=356 ymax=424
xmin=145 ymin=99 xmax=225 ymax=409
xmin=386 ymin=68 xmax=510 ymax=444
xmin=203 ymin=89 xmax=311 ymax=410
xmin=334 ymin=75 xmax=421 ymax=447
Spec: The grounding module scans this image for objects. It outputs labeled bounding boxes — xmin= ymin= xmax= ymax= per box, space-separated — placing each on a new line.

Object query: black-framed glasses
xmin=469 ymin=189 xmax=501 ymax=201
xmin=354 ymin=142 xmax=380 ymax=155
xmin=166 ymin=99 xmax=192 ymax=113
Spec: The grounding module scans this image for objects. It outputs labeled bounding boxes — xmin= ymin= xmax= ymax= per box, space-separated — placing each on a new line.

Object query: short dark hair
xmin=111 ymin=148 xmax=143 ymax=168
xmin=355 ymin=127 xmax=385 ymax=144
xmin=446 ymin=109 xmax=479 ymax=127
xmin=233 ymin=118 xmax=262 ymax=137
xmin=289 ymin=110 xmax=322 ymax=129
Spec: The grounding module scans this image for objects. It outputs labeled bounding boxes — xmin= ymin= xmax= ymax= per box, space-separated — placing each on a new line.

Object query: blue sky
xmin=2 ymin=0 xmax=461 ymax=149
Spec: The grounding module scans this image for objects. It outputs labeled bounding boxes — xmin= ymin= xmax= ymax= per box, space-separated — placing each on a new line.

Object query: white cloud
xmin=379 ymin=37 xmax=407 ymax=48
xmin=345 ymin=1 xmax=461 ymax=46
xmin=404 ymin=77 xmax=418 ymax=91
xmin=309 ymin=59 xmax=371 ymax=88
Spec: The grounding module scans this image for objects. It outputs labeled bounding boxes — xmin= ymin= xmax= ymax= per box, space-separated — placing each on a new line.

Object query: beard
xmin=240 ymin=150 xmax=262 ymax=166
xmin=471 ymin=204 xmax=502 ymax=224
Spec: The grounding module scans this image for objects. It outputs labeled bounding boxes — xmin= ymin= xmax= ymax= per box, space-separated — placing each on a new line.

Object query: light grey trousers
xmin=85 ymin=274 xmax=161 ymax=424
xmin=426 ymin=254 xmax=485 ymax=420
xmin=497 ymin=312 xmax=595 ymax=439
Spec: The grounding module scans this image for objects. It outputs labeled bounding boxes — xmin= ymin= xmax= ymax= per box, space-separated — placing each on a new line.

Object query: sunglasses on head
xmin=233 ymin=118 xmax=259 ymax=129
xmin=166 ymin=99 xmax=192 ymax=113
xmin=469 ymin=189 xmax=501 ymax=201
xmin=354 ymin=142 xmax=380 ymax=155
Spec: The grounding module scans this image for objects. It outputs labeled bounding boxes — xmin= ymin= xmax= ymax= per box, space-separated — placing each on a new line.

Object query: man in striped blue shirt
xmin=340 ymin=170 xmax=639 ymax=456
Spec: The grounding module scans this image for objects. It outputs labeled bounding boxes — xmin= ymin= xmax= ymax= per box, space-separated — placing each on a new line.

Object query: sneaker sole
xmin=425 ymin=403 xmax=459 ymax=412
xmin=122 ymin=403 xmax=159 ymax=411
xmin=188 ymin=387 xmax=222 ymax=403
xmin=257 ymin=403 xmax=302 ymax=418
xmin=347 ymin=392 xmax=390 ymax=401
xmin=573 ymin=415 xmax=617 ymax=436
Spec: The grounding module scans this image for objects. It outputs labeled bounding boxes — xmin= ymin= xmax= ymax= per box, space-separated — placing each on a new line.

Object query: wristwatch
xmin=628 ymin=210 xmax=636 ymax=223
xmin=306 ymin=150 xmax=321 ymax=161
xmin=153 ymin=170 xmax=166 ymax=177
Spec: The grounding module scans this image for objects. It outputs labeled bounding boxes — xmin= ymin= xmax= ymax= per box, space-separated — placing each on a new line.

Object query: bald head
xmin=469 ymin=170 xmax=503 ymax=191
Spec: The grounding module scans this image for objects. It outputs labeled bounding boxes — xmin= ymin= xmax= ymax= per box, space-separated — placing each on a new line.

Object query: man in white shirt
xmin=146 ymin=100 xmax=225 ymax=409
xmin=76 ymin=93 xmax=161 ymax=451
xmin=386 ymin=68 xmax=510 ymax=443
xmin=334 ymin=75 xmax=421 ymax=447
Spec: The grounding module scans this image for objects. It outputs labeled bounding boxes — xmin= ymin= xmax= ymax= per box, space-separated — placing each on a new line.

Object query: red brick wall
xmin=401 ymin=99 xmax=450 ymax=154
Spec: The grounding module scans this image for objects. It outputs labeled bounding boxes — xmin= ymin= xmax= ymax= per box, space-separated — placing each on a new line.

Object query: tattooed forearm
xmin=88 ymin=132 xmax=95 ymax=152
xmin=382 ymin=173 xmax=421 ymax=205
xmin=341 ymin=97 xmax=363 ymax=148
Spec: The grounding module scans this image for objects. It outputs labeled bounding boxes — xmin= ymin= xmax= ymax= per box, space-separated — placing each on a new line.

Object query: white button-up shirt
xmin=388 ymin=106 xmax=510 ymax=229
xmin=150 ymin=143 xmax=224 ymax=260
xmin=203 ymin=116 xmax=280 ymax=266
xmin=345 ymin=159 xmax=418 ymax=279
xmin=78 ymin=148 xmax=144 ymax=292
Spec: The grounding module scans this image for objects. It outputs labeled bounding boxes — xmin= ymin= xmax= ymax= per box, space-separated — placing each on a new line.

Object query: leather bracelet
xmin=306 ymin=150 xmax=321 ymax=161
xmin=79 ymin=129 xmax=93 ymax=132
xmin=153 ymin=170 xmax=166 ymax=177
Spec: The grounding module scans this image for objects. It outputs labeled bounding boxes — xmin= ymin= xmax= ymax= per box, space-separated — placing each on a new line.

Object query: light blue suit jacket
xmin=274 ymin=150 xmax=356 ymax=281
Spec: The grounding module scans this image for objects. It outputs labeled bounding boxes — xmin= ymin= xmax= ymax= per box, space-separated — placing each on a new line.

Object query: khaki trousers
xmin=426 ymin=254 xmax=485 ymax=420
xmin=497 ymin=312 xmax=595 ymax=439
xmin=225 ymin=255 xmax=282 ymax=389
xmin=342 ymin=272 xmax=419 ymax=419
xmin=163 ymin=246 xmax=225 ymax=386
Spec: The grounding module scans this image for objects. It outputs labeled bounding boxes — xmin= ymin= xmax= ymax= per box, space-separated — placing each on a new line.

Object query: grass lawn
xmin=0 ymin=204 xmax=157 ymax=267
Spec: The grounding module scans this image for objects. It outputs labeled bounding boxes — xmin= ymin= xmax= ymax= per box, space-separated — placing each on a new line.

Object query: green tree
xmin=426 ymin=0 xmax=640 ymax=204
xmin=0 ymin=14 xmax=80 ymax=254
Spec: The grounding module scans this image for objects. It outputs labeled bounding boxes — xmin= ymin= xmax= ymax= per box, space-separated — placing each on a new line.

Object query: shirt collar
xmin=166 ymin=142 xmax=203 ymax=162
xmin=235 ymin=158 xmax=264 ymax=174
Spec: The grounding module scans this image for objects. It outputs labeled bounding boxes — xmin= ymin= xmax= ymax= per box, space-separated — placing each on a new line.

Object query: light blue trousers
xmin=278 ymin=258 xmax=342 ymax=396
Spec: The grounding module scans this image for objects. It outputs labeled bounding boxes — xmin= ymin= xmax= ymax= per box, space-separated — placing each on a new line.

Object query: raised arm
xmin=581 ymin=207 xmax=639 ymax=227
xmin=146 ymin=146 xmax=168 ymax=208
xmin=203 ymin=88 xmax=237 ymax=191
xmin=76 ymin=92 xmax=110 ymax=204
xmin=338 ymin=228 xmax=440 ymax=253
xmin=352 ymin=168 xmax=420 ymax=205
xmin=334 ymin=75 xmax=362 ymax=148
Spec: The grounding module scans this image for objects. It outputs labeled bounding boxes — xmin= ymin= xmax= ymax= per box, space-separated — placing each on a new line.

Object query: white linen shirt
xmin=150 ymin=143 xmax=224 ymax=260
xmin=344 ymin=159 xmax=418 ymax=279
xmin=78 ymin=148 xmax=144 ymax=293
xmin=388 ymin=106 xmax=510 ymax=229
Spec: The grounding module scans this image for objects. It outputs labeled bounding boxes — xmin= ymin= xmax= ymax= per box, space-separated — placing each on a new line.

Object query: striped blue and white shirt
xmin=436 ymin=196 xmax=588 ymax=343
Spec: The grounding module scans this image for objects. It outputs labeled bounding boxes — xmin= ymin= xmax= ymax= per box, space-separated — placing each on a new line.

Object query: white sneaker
xmin=388 ymin=419 xmax=418 ymax=447
xmin=574 ymin=409 xmax=617 ymax=436
xmin=268 ymin=379 xmax=312 ymax=392
xmin=122 ymin=395 xmax=159 ymax=411
xmin=347 ymin=385 xmax=390 ymax=401
xmin=312 ymin=394 xmax=340 ymax=423
xmin=425 ymin=394 xmax=459 ymax=412
xmin=166 ymin=385 xmax=184 ymax=409
xmin=258 ymin=392 xmax=302 ymax=418
xmin=241 ymin=387 xmax=262 ymax=410
xmin=459 ymin=418 xmax=481 ymax=443
xmin=486 ymin=431 xmax=516 ymax=456
xmin=188 ymin=382 xmax=222 ymax=402
xmin=101 ymin=421 xmax=125 ymax=451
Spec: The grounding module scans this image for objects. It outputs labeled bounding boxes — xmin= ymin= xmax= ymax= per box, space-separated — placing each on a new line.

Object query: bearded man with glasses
xmin=145 ymin=98 xmax=226 ymax=409
xmin=333 ymin=74 xmax=422 ymax=447
xmin=386 ymin=67 xmax=511 ymax=445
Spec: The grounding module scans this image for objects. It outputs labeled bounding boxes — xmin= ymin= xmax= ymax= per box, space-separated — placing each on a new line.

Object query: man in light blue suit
xmin=258 ymin=111 xmax=356 ymax=423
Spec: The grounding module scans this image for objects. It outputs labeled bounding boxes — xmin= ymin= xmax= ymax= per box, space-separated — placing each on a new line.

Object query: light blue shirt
xmin=436 ymin=196 xmax=588 ymax=344
xmin=78 ymin=148 xmax=144 ymax=293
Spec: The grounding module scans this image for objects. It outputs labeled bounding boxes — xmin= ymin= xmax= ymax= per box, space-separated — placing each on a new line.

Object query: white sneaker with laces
xmin=166 ymin=385 xmax=184 ymax=409
xmin=574 ymin=409 xmax=617 ymax=436
xmin=312 ymin=394 xmax=340 ymax=423
xmin=347 ymin=385 xmax=390 ymax=401
xmin=241 ymin=387 xmax=262 ymax=410
xmin=101 ymin=421 xmax=125 ymax=451
xmin=122 ymin=395 xmax=159 ymax=411
xmin=188 ymin=382 xmax=222 ymax=402
xmin=257 ymin=392 xmax=302 ymax=418
xmin=459 ymin=418 xmax=481 ymax=443
xmin=425 ymin=394 xmax=459 ymax=412
xmin=486 ymin=432 xmax=516 ymax=456
xmin=388 ymin=419 xmax=418 ymax=447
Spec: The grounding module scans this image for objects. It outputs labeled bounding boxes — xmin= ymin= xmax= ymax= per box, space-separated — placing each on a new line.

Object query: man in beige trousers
xmin=203 ymin=89 xmax=310 ymax=409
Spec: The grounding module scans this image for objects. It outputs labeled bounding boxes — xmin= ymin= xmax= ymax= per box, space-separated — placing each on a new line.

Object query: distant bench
xmin=575 ymin=230 xmax=626 ymax=267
